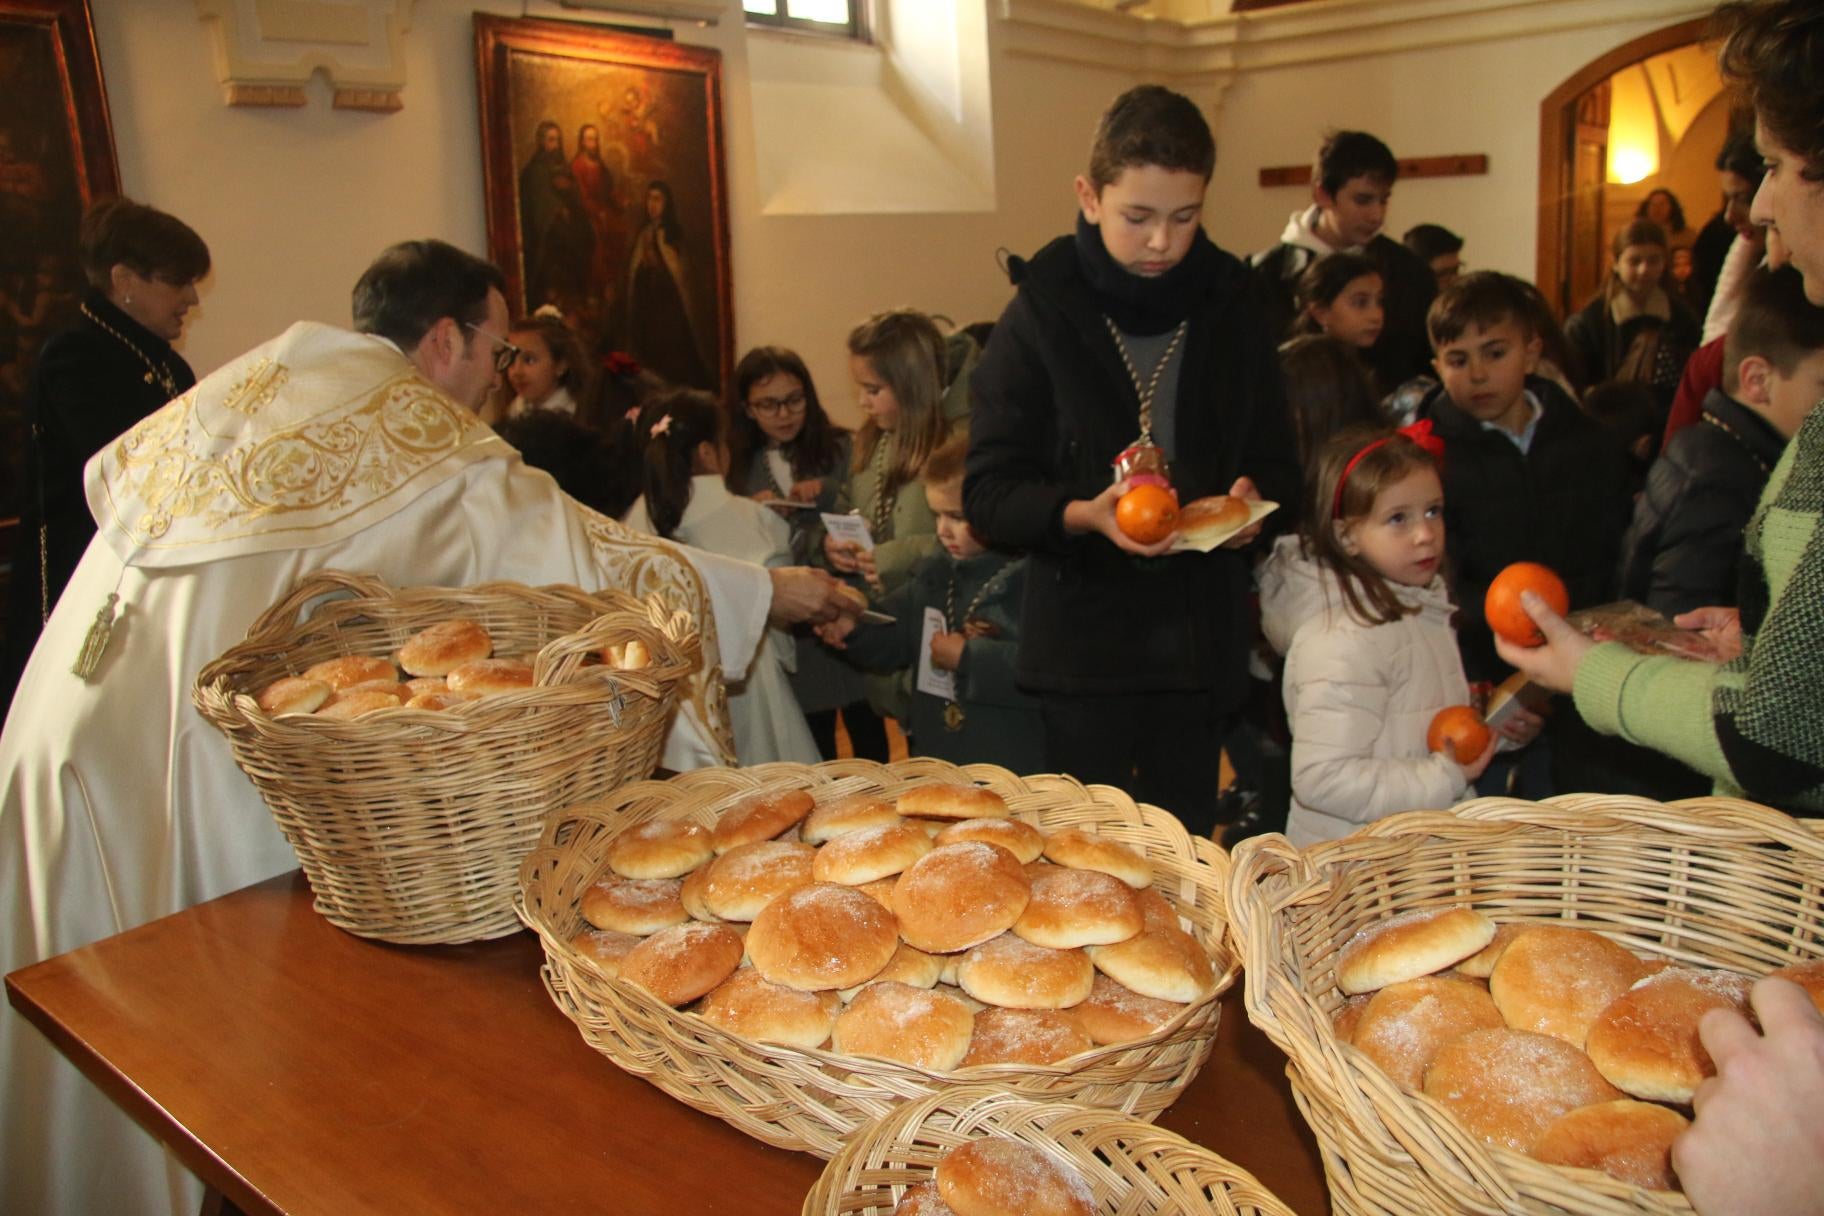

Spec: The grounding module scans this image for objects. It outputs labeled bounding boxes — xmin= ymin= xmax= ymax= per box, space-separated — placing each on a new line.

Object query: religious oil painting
xmin=475 ymin=15 xmax=732 ymax=393
xmin=0 ymin=0 xmax=118 ymax=549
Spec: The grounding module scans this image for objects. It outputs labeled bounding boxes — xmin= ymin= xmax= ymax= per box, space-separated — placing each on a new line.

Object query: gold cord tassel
xmin=71 ymin=593 xmax=120 ymax=679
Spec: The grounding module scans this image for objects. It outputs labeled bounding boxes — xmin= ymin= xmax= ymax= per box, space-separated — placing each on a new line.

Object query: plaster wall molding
xmin=194 ymin=0 xmax=414 ymax=109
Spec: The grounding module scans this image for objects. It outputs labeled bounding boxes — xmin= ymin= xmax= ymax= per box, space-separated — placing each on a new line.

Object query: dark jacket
xmin=1252 ymin=233 xmax=1438 ymax=393
xmin=964 ymin=233 xmax=1301 ymax=701
xmin=1415 ymin=375 xmax=1634 ymax=682
xmin=1616 ymin=388 xmax=1785 ymax=618
xmin=1564 ymin=291 xmax=1702 ymax=396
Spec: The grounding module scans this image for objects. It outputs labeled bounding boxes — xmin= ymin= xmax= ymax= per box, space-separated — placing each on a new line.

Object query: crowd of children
xmin=481 ymin=74 xmax=1824 ymax=842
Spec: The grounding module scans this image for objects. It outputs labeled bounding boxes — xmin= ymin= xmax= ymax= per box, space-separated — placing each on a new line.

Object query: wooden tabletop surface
xmin=6 ymin=871 xmax=1326 ymax=1215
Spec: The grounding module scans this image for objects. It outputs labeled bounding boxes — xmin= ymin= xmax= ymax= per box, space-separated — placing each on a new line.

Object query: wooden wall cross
xmin=1258 ymin=154 xmax=1488 ymax=188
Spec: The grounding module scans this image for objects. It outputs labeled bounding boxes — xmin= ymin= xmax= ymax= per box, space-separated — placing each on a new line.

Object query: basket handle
xmin=240 ymin=570 xmax=398 ymax=645
xmin=1223 ymin=833 xmax=1319 ymax=1045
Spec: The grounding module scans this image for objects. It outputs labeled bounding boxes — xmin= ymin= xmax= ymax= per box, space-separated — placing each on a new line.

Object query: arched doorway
xmin=1536 ymin=18 xmax=1714 ymax=319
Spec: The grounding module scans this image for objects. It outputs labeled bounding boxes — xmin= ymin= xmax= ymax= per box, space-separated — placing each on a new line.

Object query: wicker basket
xmin=1226 ymin=795 xmax=1824 ymax=1216
xmin=803 ymin=1084 xmax=1298 ymax=1215
xmin=195 ymin=570 xmax=697 ymax=945
xmin=517 ymin=758 xmax=1238 ymax=1158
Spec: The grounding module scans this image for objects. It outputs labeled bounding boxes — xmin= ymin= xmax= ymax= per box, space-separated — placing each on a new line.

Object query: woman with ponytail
xmin=621 ymin=388 xmax=820 ymax=764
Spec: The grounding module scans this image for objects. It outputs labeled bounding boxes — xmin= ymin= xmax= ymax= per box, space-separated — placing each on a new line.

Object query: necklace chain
xmin=1700 ymin=408 xmax=1773 ymax=476
xmin=82 ymin=302 xmax=178 ymax=398
xmin=866 ymin=439 xmax=895 ymax=542
xmin=940 ymin=556 xmax=1014 ymax=728
xmin=1102 ymin=315 xmax=1187 ymax=445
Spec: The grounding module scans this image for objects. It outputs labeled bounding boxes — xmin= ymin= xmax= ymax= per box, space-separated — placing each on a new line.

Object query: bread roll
xmin=1175 ymin=494 xmax=1251 ymax=545
xmin=831 ymin=981 xmax=975 ymax=1071
xmin=1075 ymin=973 xmax=1185 ymax=1046
xmin=607 ymin=819 xmax=715 ymax=880
xmin=893 ymin=1180 xmax=956 ymax=1216
xmin=401 ymin=690 xmax=475 ymax=711
xmin=396 ymin=619 xmax=492 ymax=676
xmin=935 ymin=818 xmax=1045 ymax=865
xmin=1423 ymin=1027 xmax=1623 ymax=1153
xmin=601 ymin=637 xmax=651 ymax=670
xmin=1331 ymin=993 xmax=1373 ymax=1045
xmin=1336 ymin=906 xmax=1496 ymax=995
xmin=404 ymin=676 xmax=448 ymax=698
xmin=699 ymin=840 xmax=815 ymax=922
xmin=1013 ymin=866 xmax=1143 ymax=949
xmin=1133 ymin=887 xmax=1182 ymax=932
xmin=839 ymin=942 xmax=943 ymax=1001
xmin=853 ymin=875 xmax=899 ymax=912
xmin=1040 ymin=828 xmax=1153 ymax=890
xmin=1455 ymin=922 xmax=1526 ymax=979
xmin=314 ymin=688 xmax=401 ymax=720
xmin=1531 ymin=1099 xmax=1688 ymax=1191
xmin=936 ymin=1138 xmax=1094 ymax=1216
xmin=892 ymin=842 xmax=1032 ymax=954
xmin=1489 ymin=926 xmax=1645 ymax=1048
xmin=618 ymin=922 xmax=744 ymax=1006
xmin=302 ymin=654 xmax=397 ymax=690
xmin=695 ymin=967 xmax=840 ymax=1049
xmin=811 ymin=820 xmax=934 ymax=885
xmin=679 ymin=862 xmax=719 ymax=922
xmin=1769 ymin=959 xmax=1824 ymax=1014
xmin=960 ymin=1007 xmax=1093 ymax=1068
xmin=958 ymin=933 xmax=1095 ymax=1010
xmin=801 ymin=793 xmax=901 ymax=845
xmin=446 ymin=658 xmax=535 ymax=695
xmin=256 ymin=676 xmax=332 ymax=715
xmin=747 ymin=882 xmax=900 ymax=991
xmin=1351 ymin=976 xmax=1505 ymax=1091
xmin=711 ymin=788 xmax=815 ymax=854
xmin=895 ymin=783 xmax=1009 ymax=822
xmin=1585 ymin=968 xmax=1752 ymax=1103
xmin=568 ymin=927 xmax=642 ymax=980
xmin=579 ymin=876 xmax=689 ymax=935
xmin=1086 ymin=924 xmax=1216 ymax=1004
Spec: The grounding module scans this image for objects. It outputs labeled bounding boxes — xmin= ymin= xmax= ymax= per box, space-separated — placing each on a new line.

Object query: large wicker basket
xmin=1226 ymin=795 xmax=1824 ymax=1216
xmin=195 ymin=570 xmax=697 ymax=945
xmin=803 ymin=1085 xmax=1298 ymax=1215
xmin=517 ymin=758 xmax=1238 ymax=1158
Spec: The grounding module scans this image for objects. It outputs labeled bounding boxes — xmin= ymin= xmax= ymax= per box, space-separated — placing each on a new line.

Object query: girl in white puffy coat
xmin=1259 ymin=424 xmax=1520 ymax=846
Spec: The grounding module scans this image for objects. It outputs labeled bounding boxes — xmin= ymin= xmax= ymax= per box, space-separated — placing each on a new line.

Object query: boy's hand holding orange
xmin=1063 ymin=479 xmax=1176 ymax=557
xmin=1115 ymin=481 xmax=1178 ymax=544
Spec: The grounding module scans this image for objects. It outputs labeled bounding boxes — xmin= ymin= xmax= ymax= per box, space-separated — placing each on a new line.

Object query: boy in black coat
xmin=964 ymin=85 xmax=1300 ymax=837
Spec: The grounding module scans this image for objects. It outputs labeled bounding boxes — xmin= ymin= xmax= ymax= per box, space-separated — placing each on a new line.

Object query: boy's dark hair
xmin=1724 ymin=264 xmax=1824 ymax=391
xmin=353 ymin=239 xmax=505 ymax=351
xmin=1716 ymin=0 xmax=1824 ymax=181
xmin=494 ymin=410 xmax=623 ymax=519
xmin=1581 ymin=380 xmax=1658 ymax=454
xmin=1402 ymin=223 xmax=1462 ymax=262
xmin=1295 ymin=252 xmax=1381 ymax=321
xmin=79 ymin=197 xmax=211 ymax=291
xmin=1315 ymin=130 xmax=1399 ymax=197
xmin=922 ymin=427 xmax=971 ymax=487
xmin=1427 ymin=271 xmax=1539 ymax=348
xmin=1087 ymin=85 xmax=1215 ymax=190
xmin=1715 ymin=126 xmax=1766 ymax=187
xmin=726 ymin=344 xmax=846 ymax=487
xmin=634 ymin=388 xmax=723 ymax=540
xmin=1611 ymin=218 xmax=1670 ymax=258
xmin=1277 ymin=334 xmax=1386 ymax=463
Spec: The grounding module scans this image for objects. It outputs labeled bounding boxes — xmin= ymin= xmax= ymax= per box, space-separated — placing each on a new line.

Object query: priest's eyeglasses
xmin=464 ymin=323 xmax=523 ymax=374
xmin=749 ymin=389 xmax=807 ymax=418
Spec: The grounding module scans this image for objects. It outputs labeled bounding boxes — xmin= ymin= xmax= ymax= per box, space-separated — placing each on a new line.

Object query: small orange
xmin=1485 ymin=561 xmax=1569 ymax=647
xmin=1427 ymin=705 xmax=1492 ymax=763
xmin=1115 ymin=483 xmax=1179 ymax=544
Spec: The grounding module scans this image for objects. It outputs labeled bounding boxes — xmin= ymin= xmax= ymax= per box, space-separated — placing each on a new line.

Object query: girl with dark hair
xmin=1294 ymin=251 xmax=1385 ymax=351
xmin=621 ymin=388 xmax=820 ymax=763
xmin=726 ymin=345 xmax=886 ymax=762
xmin=1564 ymin=219 xmax=1702 ymax=400
xmin=1636 ymin=187 xmax=1691 ymax=243
xmin=502 ymin=312 xmax=590 ymax=421
xmin=623 ymin=180 xmax=712 ymax=388
xmin=1276 ymin=333 xmax=1386 ymax=462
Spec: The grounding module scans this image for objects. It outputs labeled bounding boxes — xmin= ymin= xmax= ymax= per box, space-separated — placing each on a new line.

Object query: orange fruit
xmin=1485 ymin=561 xmax=1569 ymax=648
xmin=1115 ymin=483 xmax=1179 ymax=544
xmin=1427 ymin=705 xmax=1492 ymax=763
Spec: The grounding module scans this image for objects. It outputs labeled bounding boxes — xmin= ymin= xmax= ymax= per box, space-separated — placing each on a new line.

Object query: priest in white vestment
xmin=0 ymin=240 xmax=854 ymax=1215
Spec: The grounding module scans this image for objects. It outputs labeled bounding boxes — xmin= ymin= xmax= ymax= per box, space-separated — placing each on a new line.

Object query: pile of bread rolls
xmin=253 ymin=619 xmax=651 ymax=719
xmin=892 ymin=1136 xmax=1094 ymax=1216
xmin=567 ymin=781 xmax=1221 ymax=1072
xmin=1329 ymin=905 xmax=1824 ymax=1193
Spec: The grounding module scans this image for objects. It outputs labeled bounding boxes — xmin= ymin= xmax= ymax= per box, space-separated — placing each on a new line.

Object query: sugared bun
xmin=679 ymin=862 xmax=718 ymax=921
xmin=958 ymin=933 xmax=1094 ymax=1011
xmin=1455 ymin=922 xmax=1526 ymax=979
xmin=894 ymin=1180 xmax=956 ymax=1216
xmin=831 ymin=981 xmax=975 ymax=1071
xmin=895 ymin=783 xmax=1009 ymax=822
xmin=698 ymin=840 xmax=815 ymax=922
xmin=568 ymin=927 xmax=642 ymax=980
xmin=1013 ymin=866 xmax=1143 ymax=949
xmin=1175 ymin=495 xmax=1251 ymax=545
xmin=1770 ymin=959 xmax=1824 ymax=1015
xmin=446 ymin=658 xmax=535 ymax=695
xmin=314 ymin=688 xmax=401 ymax=720
xmin=1585 ymin=968 xmax=1752 ymax=1103
xmin=1133 ymin=887 xmax=1182 ymax=932
xmin=1531 ymin=1099 xmax=1689 ymax=1191
xmin=1351 ymin=976 xmax=1505 ymax=1092
xmin=936 ymin=1138 xmax=1095 ymax=1216
xmin=256 ymin=676 xmax=332 ymax=715
xmin=1331 ymin=993 xmax=1373 ymax=1045
xmin=580 ymin=876 xmax=688 ymax=935
xmin=712 ymin=788 xmax=815 ymax=854
xmin=302 ymin=654 xmax=397 ymax=690
xmin=1075 ymin=972 xmax=1185 ymax=1046
xmin=961 ymin=1007 xmax=1093 ymax=1068
xmin=694 ymin=967 xmax=840 ymax=1049
xmin=801 ymin=793 xmax=901 ymax=845
xmin=1489 ymin=926 xmax=1644 ymax=1048
xmin=838 ymin=942 xmax=943 ymax=1002
xmin=854 ymin=875 xmax=899 ymax=913
xmin=892 ymin=842 xmax=1032 ymax=954
xmin=812 ymin=820 xmax=933 ymax=885
xmin=618 ymin=922 xmax=744 ymax=1006
xmin=396 ymin=619 xmax=493 ymax=676
xmin=404 ymin=676 xmax=447 ymax=697
xmin=1086 ymin=924 xmax=1216 ymax=1004
xmin=936 ymin=818 xmax=1045 ymax=865
xmin=1423 ymin=1028 xmax=1622 ymax=1153
xmin=402 ymin=690 xmax=476 ymax=711
xmin=1336 ymin=906 xmax=1497 ymax=995
xmin=1041 ymin=829 xmax=1153 ymax=890
xmin=607 ymin=819 xmax=715 ymax=880
xmin=747 ymin=882 xmax=900 ymax=991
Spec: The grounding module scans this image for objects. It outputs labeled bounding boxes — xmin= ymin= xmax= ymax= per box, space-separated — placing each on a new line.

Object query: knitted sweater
xmin=1575 ymin=399 xmax=1824 ymax=813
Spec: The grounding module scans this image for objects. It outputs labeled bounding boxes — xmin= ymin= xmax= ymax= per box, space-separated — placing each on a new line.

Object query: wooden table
xmin=6 ymin=871 xmax=1326 ymax=1215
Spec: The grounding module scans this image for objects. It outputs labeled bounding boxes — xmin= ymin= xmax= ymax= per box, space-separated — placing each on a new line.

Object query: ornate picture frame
xmin=474 ymin=14 xmax=733 ymax=393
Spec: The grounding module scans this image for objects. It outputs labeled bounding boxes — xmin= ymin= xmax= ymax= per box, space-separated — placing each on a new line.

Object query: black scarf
xmin=1073 ymin=213 xmax=1220 ymax=335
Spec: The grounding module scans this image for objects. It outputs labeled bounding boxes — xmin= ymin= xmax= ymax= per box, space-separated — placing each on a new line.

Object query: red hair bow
xmin=602 ymin=351 xmax=642 ymax=377
xmin=1332 ymin=419 xmax=1447 ymax=518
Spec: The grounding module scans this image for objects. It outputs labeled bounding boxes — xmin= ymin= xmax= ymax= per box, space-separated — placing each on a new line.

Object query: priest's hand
xmin=768 ymin=567 xmax=863 ymax=628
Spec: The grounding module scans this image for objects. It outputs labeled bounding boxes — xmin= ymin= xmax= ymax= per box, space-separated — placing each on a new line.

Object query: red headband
xmin=1331 ymin=419 xmax=1446 ymax=519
